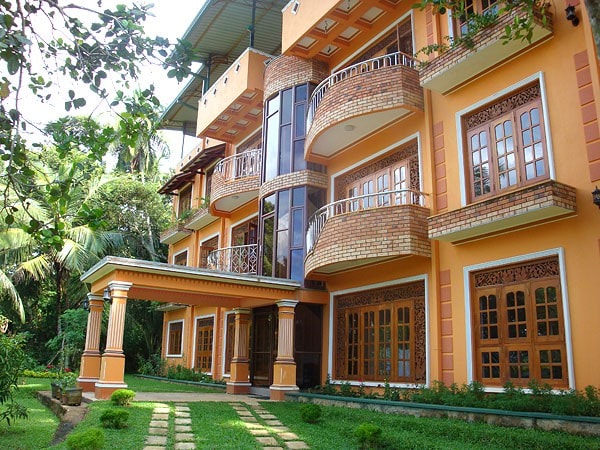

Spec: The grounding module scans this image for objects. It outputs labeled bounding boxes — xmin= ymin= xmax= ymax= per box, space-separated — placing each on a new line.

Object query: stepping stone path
xmin=143 ymin=401 xmax=309 ymax=449
xmin=230 ymin=402 xmax=310 ymax=449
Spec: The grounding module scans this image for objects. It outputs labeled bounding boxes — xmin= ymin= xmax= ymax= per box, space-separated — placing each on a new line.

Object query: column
xmin=270 ymin=300 xmax=299 ymax=401
xmin=226 ymin=308 xmax=251 ymax=395
xmin=78 ymin=293 xmax=104 ymax=392
xmin=95 ymin=281 xmax=132 ymax=399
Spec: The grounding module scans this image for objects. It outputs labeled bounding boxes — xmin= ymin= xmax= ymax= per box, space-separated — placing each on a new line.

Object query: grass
xmin=0 ymin=378 xmax=59 ymax=450
xmin=123 ymin=374 xmax=224 ymax=393
xmin=189 ymin=402 xmax=262 ymax=449
xmin=263 ymin=402 xmax=600 ymax=450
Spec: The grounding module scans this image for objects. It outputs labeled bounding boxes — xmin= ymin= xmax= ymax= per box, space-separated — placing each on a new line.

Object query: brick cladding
xmin=259 ymin=170 xmax=328 ymax=200
xmin=432 ymin=121 xmax=447 ymax=212
xmin=306 ymin=65 xmax=424 ymax=151
xmin=305 ymin=205 xmax=430 ymax=275
xmin=573 ymin=50 xmax=600 ymax=182
xmin=264 ymin=56 xmax=329 ymax=99
xmin=210 ymin=171 xmax=259 ymax=207
xmin=427 ymin=180 xmax=577 ymax=239
xmin=420 ymin=5 xmax=553 ymax=82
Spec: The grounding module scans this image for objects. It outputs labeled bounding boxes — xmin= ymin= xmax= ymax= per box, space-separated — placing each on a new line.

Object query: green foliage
xmin=110 ymin=389 xmax=135 ymax=407
xmin=0 ymin=334 xmax=28 ymax=425
xmin=137 ymin=353 xmax=167 ymax=377
xmin=354 ymin=422 xmax=383 ymax=449
xmin=100 ymin=408 xmax=130 ymax=429
xmin=46 ymin=308 xmax=88 ymax=370
xmin=66 ymin=427 xmax=105 ymax=450
xmin=300 ymin=403 xmax=322 ymax=424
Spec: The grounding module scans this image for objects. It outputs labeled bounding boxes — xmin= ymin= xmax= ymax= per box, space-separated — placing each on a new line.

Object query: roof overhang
xmin=82 ymin=256 xmax=301 ymax=308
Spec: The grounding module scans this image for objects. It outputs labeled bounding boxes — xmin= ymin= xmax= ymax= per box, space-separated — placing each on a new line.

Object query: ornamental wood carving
xmin=473 ymin=257 xmax=559 ymax=288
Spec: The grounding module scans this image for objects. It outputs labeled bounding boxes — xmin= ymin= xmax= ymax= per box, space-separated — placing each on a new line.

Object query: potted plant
xmin=47 ymin=364 xmax=62 ymax=399
xmin=59 ymin=371 xmax=83 ymax=406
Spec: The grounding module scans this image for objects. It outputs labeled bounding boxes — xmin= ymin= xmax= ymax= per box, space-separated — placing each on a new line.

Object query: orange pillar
xmin=95 ymin=282 xmax=131 ymax=399
xmin=78 ymin=293 xmax=104 ymax=392
xmin=226 ymin=308 xmax=251 ymax=395
xmin=270 ymin=300 xmax=299 ymax=401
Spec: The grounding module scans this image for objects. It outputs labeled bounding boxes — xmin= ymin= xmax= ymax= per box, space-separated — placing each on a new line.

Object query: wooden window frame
xmin=465 ymin=86 xmax=549 ymax=202
xmin=166 ymin=320 xmax=184 ymax=357
xmin=194 ymin=316 xmax=214 ymax=374
xmin=472 ymin=268 xmax=568 ymax=388
xmin=341 ymin=300 xmax=415 ymax=383
xmin=173 ymin=250 xmax=188 ymax=266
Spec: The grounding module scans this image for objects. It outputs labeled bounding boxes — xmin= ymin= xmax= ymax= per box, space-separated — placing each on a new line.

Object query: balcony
xmin=207 ymin=244 xmax=259 ymax=275
xmin=305 ymin=190 xmax=431 ymax=276
xmin=196 ymin=48 xmax=272 ymax=143
xmin=305 ymin=52 xmax=423 ymax=159
xmin=419 ymin=5 xmax=553 ymax=94
xmin=160 ymin=223 xmax=192 ymax=245
xmin=428 ymin=180 xmax=576 ymax=243
xmin=183 ymin=207 xmax=218 ymax=231
xmin=210 ymin=148 xmax=262 ymax=214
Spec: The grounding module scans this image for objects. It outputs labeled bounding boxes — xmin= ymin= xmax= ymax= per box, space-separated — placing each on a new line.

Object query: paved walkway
xmin=83 ymin=392 xmax=310 ymax=449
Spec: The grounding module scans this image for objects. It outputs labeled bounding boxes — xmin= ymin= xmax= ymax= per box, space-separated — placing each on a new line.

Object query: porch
xmin=77 ymin=256 xmax=326 ymax=401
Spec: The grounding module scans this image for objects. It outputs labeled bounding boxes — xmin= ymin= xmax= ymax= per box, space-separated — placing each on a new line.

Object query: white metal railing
xmin=306 ymin=189 xmax=428 ymax=253
xmin=206 ymin=244 xmax=259 ymax=274
xmin=215 ymin=148 xmax=262 ymax=181
xmin=307 ymin=52 xmax=418 ymax=129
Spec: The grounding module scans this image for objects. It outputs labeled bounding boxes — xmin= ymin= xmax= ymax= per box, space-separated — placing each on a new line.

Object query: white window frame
xmin=463 ymin=247 xmax=574 ymax=392
xmin=221 ymin=310 xmax=236 ymax=378
xmin=456 ymin=72 xmax=555 ymax=207
xmin=166 ymin=319 xmax=185 ymax=358
xmin=328 ymin=274 xmax=430 ymax=388
xmin=172 ymin=248 xmax=189 ymax=266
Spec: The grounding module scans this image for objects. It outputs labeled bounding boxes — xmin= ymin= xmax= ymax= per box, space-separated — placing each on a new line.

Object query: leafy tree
xmin=0 ymin=0 xmax=197 ymax=244
xmin=0 ymin=333 xmax=28 ymax=425
xmin=47 ymin=308 xmax=88 ymax=370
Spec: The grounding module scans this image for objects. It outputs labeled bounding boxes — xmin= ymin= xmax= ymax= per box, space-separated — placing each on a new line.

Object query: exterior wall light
xmin=291 ymin=0 xmax=300 ymax=14
xmin=103 ymin=287 xmax=112 ymax=304
xmin=592 ymin=186 xmax=600 ymax=208
xmin=81 ymin=297 xmax=89 ymax=311
xmin=565 ymin=5 xmax=579 ymax=26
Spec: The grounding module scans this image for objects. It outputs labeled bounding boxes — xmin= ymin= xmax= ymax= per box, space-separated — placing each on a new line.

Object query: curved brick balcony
xmin=305 ymin=190 xmax=431 ymax=276
xmin=428 ymin=180 xmax=576 ymax=243
xmin=210 ymin=149 xmax=262 ymax=215
xmin=305 ymin=52 xmax=424 ymax=160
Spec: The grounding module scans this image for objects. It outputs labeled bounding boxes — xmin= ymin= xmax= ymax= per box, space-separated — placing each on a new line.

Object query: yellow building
xmin=79 ymin=0 xmax=600 ymax=400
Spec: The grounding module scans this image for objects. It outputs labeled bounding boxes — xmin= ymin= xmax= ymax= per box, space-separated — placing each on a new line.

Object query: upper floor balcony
xmin=305 ymin=52 xmax=423 ymax=159
xmin=207 ymin=244 xmax=258 ymax=275
xmin=419 ymin=4 xmax=553 ymax=94
xmin=428 ymin=180 xmax=576 ymax=243
xmin=210 ymin=148 xmax=262 ymax=214
xmin=282 ymin=0 xmax=404 ymax=65
xmin=305 ymin=189 xmax=430 ymax=276
xmin=183 ymin=206 xmax=218 ymax=231
xmin=196 ymin=48 xmax=272 ymax=144
xmin=160 ymin=223 xmax=192 ymax=245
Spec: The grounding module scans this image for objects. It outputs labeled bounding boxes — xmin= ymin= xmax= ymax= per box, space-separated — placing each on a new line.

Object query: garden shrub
xmin=110 ymin=389 xmax=135 ymax=406
xmin=300 ymin=403 xmax=322 ymax=424
xmin=66 ymin=427 xmax=105 ymax=450
xmin=354 ymin=422 xmax=383 ymax=449
xmin=100 ymin=408 xmax=129 ymax=429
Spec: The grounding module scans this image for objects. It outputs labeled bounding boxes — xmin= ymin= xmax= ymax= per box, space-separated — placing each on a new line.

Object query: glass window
xmin=167 ymin=321 xmax=183 ymax=356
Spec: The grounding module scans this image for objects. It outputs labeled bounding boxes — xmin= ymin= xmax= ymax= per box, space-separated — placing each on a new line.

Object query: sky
xmin=10 ymin=0 xmax=205 ymax=173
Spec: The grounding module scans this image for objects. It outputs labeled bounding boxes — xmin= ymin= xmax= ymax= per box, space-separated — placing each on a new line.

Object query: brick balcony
xmin=184 ymin=207 xmax=218 ymax=231
xmin=305 ymin=199 xmax=430 ymax=276
xmin=428 ymin=180 xmax=576 ymax=243
xmin=306 ymin=52 xmax=424 ymax=159
xmin=210 ymin=149 xmax=262 ymax=214
xmin=419 ymin=6 xmax=553 ymax=94
xmin=159 ymin=223 xmax=192 ymax=245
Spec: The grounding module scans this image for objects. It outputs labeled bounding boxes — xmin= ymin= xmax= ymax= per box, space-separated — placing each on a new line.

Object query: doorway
xmin=250 ymin=306 xmax=278 ymax=387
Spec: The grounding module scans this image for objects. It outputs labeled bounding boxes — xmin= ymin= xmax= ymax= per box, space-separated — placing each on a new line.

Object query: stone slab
xmin=175 ymin=433 xmax=195 ymax=442
xmin=175 ymin=425 xmax=193 ymax=432
xmin=154 ymin=408 xmax=170 ymax=414
xmin=149 ymin=420 xmax=168 ymax=428
xmin=265 ymin=420 xmax=283 ymax=426
xmin=152 ymin=414 xmax=169 ymax=420
xmin=249 ymin=428 xmax=270 ymax=436
xmin=148 ymin=427 xmax=168 ymax=436
xmin=146 ymin=435 xmax=167 ymax=446
xmin=256 ymin=437 xmax=279 ymax=446
xmin=174 ymin=443 xmax=196 ymax=450
xmin=285 ymin=442 xmax=309 ymax=449
xmin=175 ymin=418 xmax=192 ymax=425
xmin=278 ymin=432 xmax=299 ymax=441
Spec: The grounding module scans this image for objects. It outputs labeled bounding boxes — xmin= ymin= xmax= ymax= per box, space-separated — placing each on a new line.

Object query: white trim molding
xmin=165 ymin=319 xmax=185 ymax=358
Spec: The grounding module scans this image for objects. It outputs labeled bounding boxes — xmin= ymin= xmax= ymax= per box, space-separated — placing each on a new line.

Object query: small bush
xmin=300 ymin=403 xmax=322 ymax=424
xmin=354 ymin=422 xmax=383 ymax=449
xmin=66 ymin=427 xmax=105 ymax=450
xmin=100 ymin=408 xmax=129 ymax=429
xmin=110 ymin=389 xmax=135 ymax=406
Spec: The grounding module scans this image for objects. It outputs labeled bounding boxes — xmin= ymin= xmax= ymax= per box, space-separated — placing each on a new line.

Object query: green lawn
xmin=263 ymin=402 xmax=600 ymax=450
xmin=2 ymin=377 xmax=599 ymax=449
xmin=123 ymin=374 xmax=225 ymax=393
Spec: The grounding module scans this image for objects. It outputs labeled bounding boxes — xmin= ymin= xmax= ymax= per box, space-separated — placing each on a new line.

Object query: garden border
xmin=286 ymin=392 xmax=600 ymax=437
